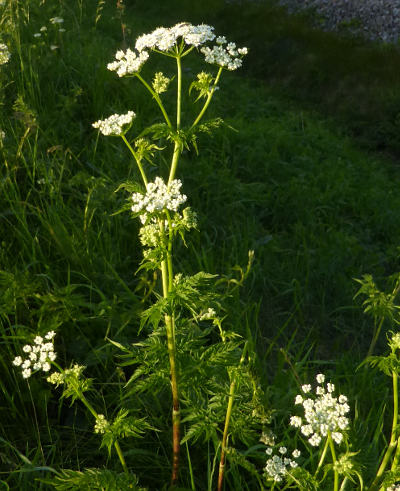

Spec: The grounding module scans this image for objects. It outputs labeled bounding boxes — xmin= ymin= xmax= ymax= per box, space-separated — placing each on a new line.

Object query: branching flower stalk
xmin=95 ymin=22 xmax=248 ymax=486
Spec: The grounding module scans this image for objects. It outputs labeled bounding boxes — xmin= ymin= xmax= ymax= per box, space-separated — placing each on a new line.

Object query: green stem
xmin=136 ymin=72 xmax=172 ymax=128
xmin=121 ymin=134 xmax=148 ymax=186
xmin=328 ymin=433 xmax=339 ymax=491
xmin=176 ymin=55 xmax=182 ymax=130
xmin=78 ymin=392 xmax=129 ymax=474
xmin=315 ymin=436 xmax=330 ymax=477
xmin=367 ymin=316 xmax=385 ymax=358
xmin=159 ymin=218 xmax=180 ymax=486
xmin=167 ymin=140 xmax=182 ymax=186
xmin=114 ymin=440 xmax=129 ymax=475
xmin=370 ymin=371 xmax=399 ymax=489
xmin=217 ymin=343 xmax=248 ymax=491
xmin=166 ymin=211 xmax=174 ymax=291
xmin=190 ymin=67 xmax=223 ymax=131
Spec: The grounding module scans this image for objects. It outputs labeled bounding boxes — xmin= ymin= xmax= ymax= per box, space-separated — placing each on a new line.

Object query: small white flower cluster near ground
xmin=290 ymin=373 xmax=350 ymax=446
xmin=13 ymin=331 xmax=57 ymax=379
xmin=47 ymin=364 xmax=85 ymax=387
xmin=0 ymin=43 xmax=10 ymax=65
xmin=264 ymin=446 xmax=301 ymax=483
xmin=387 ymin=484 xmax=400 ymax=491
xmin=201 ymin=36 xmax=248 ymax=71
xmin=132 ymin=177 xmax=187 ymax=217
xmin=107 ymin=22 xmax=248 ymax=76
xmin=92 ymin=111 xmax=136 ymax=136
xmin=94 ymin=414 xmax=109 ymax=434
xmin=199 ymin=308 xmax=216 ymax=321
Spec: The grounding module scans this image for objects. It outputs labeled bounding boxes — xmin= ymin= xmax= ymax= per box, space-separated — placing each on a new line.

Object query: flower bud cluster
xmin=94 ymin=414 xmax=109 ymax=434
xmin=107 ymin=49 xmax=149 ymax=77
xmin=47 ymin=364 xmax=85 ymax=387
xmin=0 ymin=43 xmax=10 ymax=65
xmin=152 ymin=72 xmax=171 ymax=94
xmin=264 ymin=446 xmax=301 ymax=483
xmin=13 ymin=331 xmax=57 ymax=379
xmin=201 ymin=36 xmax=248 ymax=71
xmin=92 ymin=111 xmax=135 ymax=136
xmin=290 ymin=373 xmax=350 ymax=446
xmin=132 ymin=177 xmax=187 ymax=216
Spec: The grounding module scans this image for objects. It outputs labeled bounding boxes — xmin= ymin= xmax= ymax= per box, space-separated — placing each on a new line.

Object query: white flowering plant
xmin=91 ymin=21 xmax=265 ymax=490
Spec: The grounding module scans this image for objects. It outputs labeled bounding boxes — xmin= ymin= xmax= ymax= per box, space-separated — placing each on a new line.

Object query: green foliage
xmin=100 ymin=409 xmax=154 ymax=456
xmin=47 ymin=468 xmax=144 ymax=490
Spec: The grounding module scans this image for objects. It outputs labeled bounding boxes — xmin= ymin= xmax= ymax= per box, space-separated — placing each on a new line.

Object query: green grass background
xmin=2 ymin=0 xmax=400 ymax=488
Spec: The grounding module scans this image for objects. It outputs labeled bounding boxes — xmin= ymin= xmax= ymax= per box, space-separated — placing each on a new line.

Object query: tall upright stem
xmin=159 ymin=218 xmax=180 ymax=486
xmin=370 ymin=371 xmax=399 ymax=490
xmin=176 ymin=55 xmax=182 ymax=130
xmin=328 ymin=433 xmax=339 ymax=491
xmin=217 ymin=343 xmax=248 ymax=491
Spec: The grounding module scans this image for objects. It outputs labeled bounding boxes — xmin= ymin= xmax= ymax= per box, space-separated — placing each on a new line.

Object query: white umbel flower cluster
xmin=0 ymin=43 xmax=10 ymax=65
xmin=131 ymin=177 xmax=187 ymax=216
xmin=92 ymin=111 xmax=136 ymax=136
xmin=107 ymin=22 xmax=247 ymax=77
xmin=264 ymin=446 xmax=301 ymax=483
xmin=135 ymin=23 xmax=216 ymax=53
xmin=107 ymin=49 xmax=149 ymax=77
xmin=290 ymin=373 xmax=350 ymax=447
xmin=13 ymin=331 xmax=57 ymax=379
xmin=201 ymin=36 xmax=248 ymax=71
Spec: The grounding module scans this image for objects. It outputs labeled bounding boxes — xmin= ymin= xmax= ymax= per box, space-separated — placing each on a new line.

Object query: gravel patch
xmin=277 ymin=0 xmax=400 ymax=43
xmin=227 ymin=0 xmax=400 ymax=43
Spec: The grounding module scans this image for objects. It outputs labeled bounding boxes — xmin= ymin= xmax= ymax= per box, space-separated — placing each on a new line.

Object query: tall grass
xmin=1 ymin=0 xmax=400 ymax=489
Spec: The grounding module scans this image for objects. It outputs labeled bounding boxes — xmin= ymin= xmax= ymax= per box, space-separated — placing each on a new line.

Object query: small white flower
xmin=50 ymin=17 xmax=64 ymax=24
xmin=290 ymin=416 xmax=302 ymax=427
xmin=50 ymin=45 xmax=58 ymax=51
xmin=45 ymin=331 xmax=56 ymax=340
xmin=265 ymin=447 xmax=273 ymax=455
xmin=301 ymin=384 xmax=312 ymax=393
xmin=316 ymin=373 xmax=325 ymax=384
xmin=22 ymin=359 xmax=31 ymax=369
xmin=279 ymin=447 xmax=287 ymax=454
xmin=292 ymin=449 xmax=301 ymax=458
xmin=34 ymin=33 xmax=41 ymax=38
xmin=23 ymin=345 xmax=32 ymax=353
xmin=13 ymin=356 xmax=23 ymax=366
xmin=34 ymin=336 xmax=43 ymax=345
xmin=0 ymin=43 xmax=10 ymax=65
xmin=40 ymin=26 xmax=47 ymax=32
xmin=295 ymin=394 xmax=303 ymax=404
xmin=22 ymin=368 xmax=31 ymax=379
xmin=42 ymin=362 xmax=51 ymax=372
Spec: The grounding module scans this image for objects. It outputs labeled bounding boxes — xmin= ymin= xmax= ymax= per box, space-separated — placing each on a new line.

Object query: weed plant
xmin=2 ymin=0 xmax=400 ymax=490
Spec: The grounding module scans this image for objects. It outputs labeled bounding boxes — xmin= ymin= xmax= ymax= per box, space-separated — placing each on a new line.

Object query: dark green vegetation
xmin=2 ymin=0 xmax=400 ymax=488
